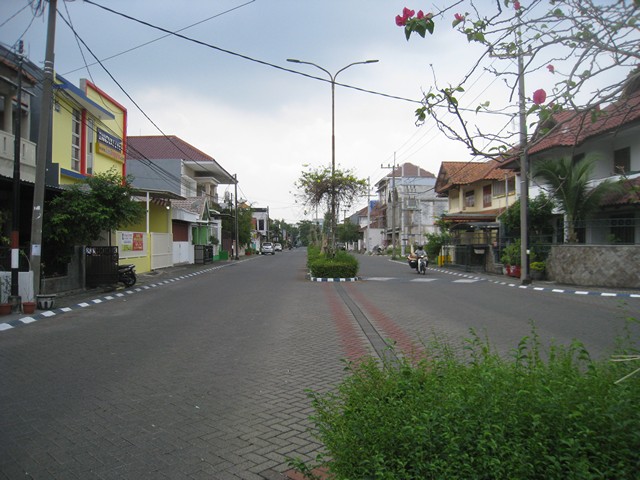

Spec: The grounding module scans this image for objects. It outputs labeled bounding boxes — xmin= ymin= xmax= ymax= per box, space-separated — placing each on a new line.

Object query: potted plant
xmin=530 ymin=261 xmax=546 ymax=281
xmin=500 ymin=240 xmax=521 ymax=278
xmin=21 ymin=271 xmax=36 ymax=314
xmin=0 ymin=273 xmax=11 ymax=315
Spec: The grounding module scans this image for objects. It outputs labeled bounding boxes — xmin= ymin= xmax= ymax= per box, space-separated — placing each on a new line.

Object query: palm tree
xmin=533 ymin=156 xmax=621 ymax=243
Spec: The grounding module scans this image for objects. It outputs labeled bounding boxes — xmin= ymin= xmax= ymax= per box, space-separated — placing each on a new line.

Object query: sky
xmin=0 ymin=0 xmax=570 ymax=223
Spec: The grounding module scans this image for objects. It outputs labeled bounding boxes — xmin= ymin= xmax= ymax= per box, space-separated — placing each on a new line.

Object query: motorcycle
xmin=417 ymin=255 xmax=428 ymax=275
xmin=118 ymin=264 xmax=137 ymax=287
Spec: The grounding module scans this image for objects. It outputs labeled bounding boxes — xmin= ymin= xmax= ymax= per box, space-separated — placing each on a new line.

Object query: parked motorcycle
xmin=118 ymin=264 xmax=137 ymax=287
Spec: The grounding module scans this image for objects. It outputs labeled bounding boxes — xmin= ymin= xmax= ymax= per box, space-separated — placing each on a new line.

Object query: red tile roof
xmin=501 ymin=90 xmax=640 ymax=167
xmin=435 ymin=159 xmax=515 ymax=194
xmin=127 ymin=135 xmax=216 ymax=162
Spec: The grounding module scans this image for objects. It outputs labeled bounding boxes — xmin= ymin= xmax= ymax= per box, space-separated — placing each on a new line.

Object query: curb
xmin=0 ymin=262 xmax=235 ymax=332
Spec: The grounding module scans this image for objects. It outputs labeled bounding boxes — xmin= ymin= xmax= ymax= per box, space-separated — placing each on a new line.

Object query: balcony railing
xmin=0 ymin=130 xmax=37 ymax=183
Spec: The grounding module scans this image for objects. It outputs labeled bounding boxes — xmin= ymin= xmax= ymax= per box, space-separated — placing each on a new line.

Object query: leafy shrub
xmin=500 ymin=238 xmax=521 ymax=266
xmin=307 ymin=246 xmax=359 ymax=278
xmin=296 ymin=329 xmax=640 ymax=479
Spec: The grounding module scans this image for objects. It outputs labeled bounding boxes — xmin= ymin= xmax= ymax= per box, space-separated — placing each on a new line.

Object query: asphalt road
xmin=1 ymin=249 xmax=638 ymax=479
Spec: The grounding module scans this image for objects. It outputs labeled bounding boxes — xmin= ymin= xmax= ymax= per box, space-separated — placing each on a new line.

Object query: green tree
xmin=221 ymin=205 xmax=252 ymax=247
xmin=533 ymin=157 xmax=621 ymax=243
xmin=336 ymin=220 xmax=361 ymax=245
xmin=500 ymin=192 xmax=555 ymax=240
xmin=44 ymin=170 xmax=145 ymax=255
xmin=297 ymin=220 xmax=314 ymax=247
xmin=294 ymin=166 xmax=367 ymax=254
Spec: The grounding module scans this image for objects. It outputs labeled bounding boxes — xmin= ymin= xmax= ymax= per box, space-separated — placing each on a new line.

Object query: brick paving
xmin=1 ymin=252 xmax=637 ymax=479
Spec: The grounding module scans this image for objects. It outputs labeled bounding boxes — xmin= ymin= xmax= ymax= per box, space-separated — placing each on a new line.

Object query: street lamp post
xmin=287 ymin=58 xmax=378 ymax=253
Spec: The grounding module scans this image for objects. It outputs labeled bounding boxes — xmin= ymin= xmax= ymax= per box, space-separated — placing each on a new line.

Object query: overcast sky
xmin=2 ymin=0 xmax=541 ymax=223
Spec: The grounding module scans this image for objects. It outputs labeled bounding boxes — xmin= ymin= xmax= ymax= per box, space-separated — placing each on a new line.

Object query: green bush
xmin=307 ymin=246 xmax=359 ymax=278
xmin=296 ymin=329 xmax=640 ymax=479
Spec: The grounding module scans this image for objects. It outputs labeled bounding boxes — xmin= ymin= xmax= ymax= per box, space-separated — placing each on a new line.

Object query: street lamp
xmin=287 ymin=58 xmax=378 ymax=253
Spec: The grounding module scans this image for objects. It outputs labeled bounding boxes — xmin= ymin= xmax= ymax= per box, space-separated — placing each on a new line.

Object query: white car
xmin=274 ymin=243 xmax=283 ymax=252
xmin=261 ymin=242 xmax=275 ymax=255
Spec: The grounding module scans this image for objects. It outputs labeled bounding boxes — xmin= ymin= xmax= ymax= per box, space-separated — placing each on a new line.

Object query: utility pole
xmin=366 ymin=177 xmax=371 ymax=253
xmin=10 ymin=41 xmax=24 ymax=311
xmin=381 ymin=153 xmax=397 ymax=259
xmin=490 ymin=12 xmax=530 ymax=284
xmin=30 ymin=0 xmax=57 ymax=296
xmin=233 ymin=174 xmax=239 ymax=260
xmin=516 ymin=16 xmax=531 ymax=284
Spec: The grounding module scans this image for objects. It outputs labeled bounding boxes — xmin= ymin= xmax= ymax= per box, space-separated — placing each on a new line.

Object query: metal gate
xmin=194 ymin=245 xmax=213 ymax=264
xmin=85 ymin=246 xmax=118 ymax=287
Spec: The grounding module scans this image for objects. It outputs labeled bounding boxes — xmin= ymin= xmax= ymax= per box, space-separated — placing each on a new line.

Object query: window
xmin=86 ymin=119 xmax=94 ymax=175
xmin=483 ymin=185 xmax=492 ymax=208
xmin=614 ymin=147 xmax=630 ymax=175
xmin=258 ymin=219 xmax=265 ymax=231
xmin=610 ymin=215 xmax=635 ymax=244
xmin=493 ymin=177 xmax=516 ymax=196
xmin=71 ymin=109 xmax=81 ymax=171
xmin=465 ymin=190 xmax=475 ymax=208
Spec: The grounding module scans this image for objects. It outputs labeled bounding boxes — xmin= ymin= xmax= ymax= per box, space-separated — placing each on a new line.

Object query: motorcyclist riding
xmin=414 ymin=245 xmax=428 ymax=273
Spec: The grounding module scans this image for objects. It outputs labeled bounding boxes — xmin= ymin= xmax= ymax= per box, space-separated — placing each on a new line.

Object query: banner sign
xmin=96 ymin=127 xmax=124 ymax=161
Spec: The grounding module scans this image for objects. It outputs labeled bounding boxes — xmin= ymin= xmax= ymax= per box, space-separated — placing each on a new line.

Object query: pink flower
xmin=403 ymin=7 xmax=415 ymax=18
xmin=546 ymin=64 xmax=555 ymax=73
xmin=454 ymin=13 xmax=465 ymax=22
xmin=533 ymin=89 xmax=547 ymax=105
xmin=395 ymin=7 xmax=416 ymax=26
xmin=417 ymin=10 xmax=425 ymax=19
xmin=514 ymin=1 xmax=522 ymax=10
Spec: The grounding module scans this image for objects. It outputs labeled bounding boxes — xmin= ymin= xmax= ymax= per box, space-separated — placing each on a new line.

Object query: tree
xmin=294 ymin=166 xmax=367 ymax=254
xmin=221 ymin=204 xmax=252 ymax=247
xmin=500 ymin=192 xmax=555 ymax=240
xmin=44 ymin=170 xmax=145 ymax=259
xmin=336 ymin=220 xmax=361 ymax=245
xmin=395 ymin=1 xmax=639 ymax=157
xmin=533 ymin=156 xmax=622 ymax=242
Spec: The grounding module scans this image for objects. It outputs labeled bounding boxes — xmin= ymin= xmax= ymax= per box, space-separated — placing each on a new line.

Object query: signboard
xmin=96 ymin=127 xmax=124 ymax=162
xmin=118 ymin=231 xmax=146 ymax=258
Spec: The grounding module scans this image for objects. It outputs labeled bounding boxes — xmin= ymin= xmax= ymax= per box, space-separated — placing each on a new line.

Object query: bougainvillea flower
xmin=454 ymin=13 xmax=465 ymax=22
xmin=514 ymin=1 xmax=522 ymax=10
xmin=547 ymin=64 xmax=555 ymax=73
xmin=533 ymin=89 xmax=547 ymax=105
xmin=395 ymin=7 xmax=416 ymax=26
xmin=417 ymin=10 xmax=425 ymax=19
xmin=404 ymin=7 xmax=415 ymax=17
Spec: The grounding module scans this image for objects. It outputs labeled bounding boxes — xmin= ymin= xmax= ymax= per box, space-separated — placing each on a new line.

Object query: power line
xmin=62 ymin=0 xmax=257 ymax=76
xmin=82 ymin=0 xmax=422 ymax=105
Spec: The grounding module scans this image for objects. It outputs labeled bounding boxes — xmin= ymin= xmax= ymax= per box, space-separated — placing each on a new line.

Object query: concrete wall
xmin=547 ymin=245 xmax=640 ymax=289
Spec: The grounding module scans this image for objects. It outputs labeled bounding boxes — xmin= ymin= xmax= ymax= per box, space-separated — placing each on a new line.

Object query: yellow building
xmin=51 ymin=76 xmax=126 ymax=184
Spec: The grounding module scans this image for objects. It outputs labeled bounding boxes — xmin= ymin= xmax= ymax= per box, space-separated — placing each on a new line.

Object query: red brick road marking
xmin=322 ymin=283 xmax=370 ymax=361
xmin=345 ymin=283 xmax=424 ymax=358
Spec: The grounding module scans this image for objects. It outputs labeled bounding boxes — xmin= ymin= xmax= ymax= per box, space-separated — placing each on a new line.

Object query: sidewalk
xmin=0 ymin=260 xmax=235 ymax=330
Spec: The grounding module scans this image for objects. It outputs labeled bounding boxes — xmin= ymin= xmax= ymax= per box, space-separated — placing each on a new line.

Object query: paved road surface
xmin=1 ymin=249 xmax=638 ymax=479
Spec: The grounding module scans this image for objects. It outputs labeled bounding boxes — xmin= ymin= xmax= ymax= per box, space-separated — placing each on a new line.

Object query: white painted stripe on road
xmin=552 ymin=289 xmax=565 ymax=293
xmin=600 ymin=292 xmax=616 ymax=297
xmin=0 ymin=323 xmax=13 ymax=331
xmin=575 ymin=291 xmax=589 ymax=295
xmin=453 ymin=279 xmax=480 ymax=283
xmin=412 ymin=278 xmax=437 ymax=282
xmin=367 ymin=277 xmax=395 ymax=281
xmin=19 ymin=317 xmax=36 ymax=324
xmin=78 ymin=303 xmax=90 ymax=307
xmin=60 ymin=307 xmax=72 ymax=312
xmin=41 ymin=311 xmax=56 ymax=317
